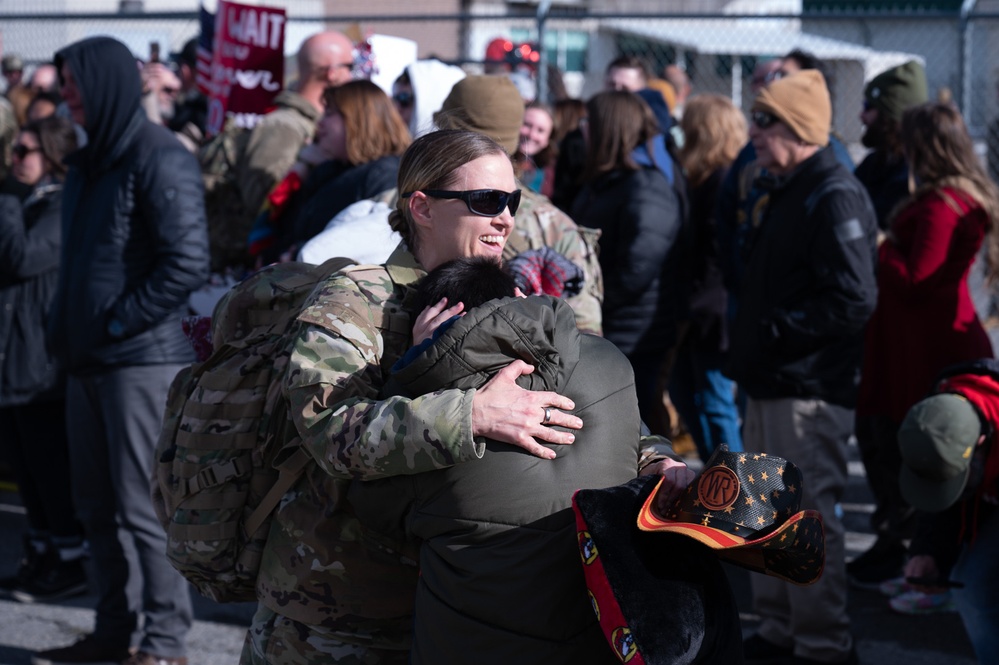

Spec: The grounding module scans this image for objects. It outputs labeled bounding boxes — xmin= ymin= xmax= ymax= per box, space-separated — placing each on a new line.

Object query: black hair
xmin=783 ymin=49 xmax=829 ymax=82
xmin=414 ymin=257 xmax=516 ymax=314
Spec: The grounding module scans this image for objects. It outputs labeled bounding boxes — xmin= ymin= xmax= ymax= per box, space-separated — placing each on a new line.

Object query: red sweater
xmin=858 ymin=187 xmax=993 ymax=422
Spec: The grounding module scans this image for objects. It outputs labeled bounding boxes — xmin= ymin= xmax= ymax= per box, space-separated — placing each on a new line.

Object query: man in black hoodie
xmin=36 ymin=37 xmax=209 ymax=665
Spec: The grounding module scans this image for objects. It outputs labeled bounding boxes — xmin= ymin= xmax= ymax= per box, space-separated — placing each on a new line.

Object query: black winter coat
xmin=47 ymin=37 xmax=209 ymax=374
xmin=352 ymin=296 xmax=640 ymax=664
xmin=290 ymin=154 xmax=402 ymax=249
xmin=0 ymin=185 xmax=64 ymax=405
xmin=571 ymin=165 xmax=682 ymax=356
xmin=726 ymin=147 xmax=878 ymax=407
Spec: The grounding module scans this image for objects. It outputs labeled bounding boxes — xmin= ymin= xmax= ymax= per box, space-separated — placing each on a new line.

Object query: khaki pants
xmin=743 ymin=397 xmax=853 ymax=663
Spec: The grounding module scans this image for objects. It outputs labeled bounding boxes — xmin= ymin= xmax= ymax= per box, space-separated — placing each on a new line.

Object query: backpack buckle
xmin=194 ymin=458 xmax=245 ymax=491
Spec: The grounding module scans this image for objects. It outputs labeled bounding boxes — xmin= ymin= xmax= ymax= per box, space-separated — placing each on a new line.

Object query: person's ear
xmin=409 ymin=191 xmax=433 ymax=231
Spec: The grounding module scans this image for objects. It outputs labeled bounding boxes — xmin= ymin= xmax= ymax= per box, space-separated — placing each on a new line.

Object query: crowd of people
xmin=0 ymin=25 xmax=996 ymax=665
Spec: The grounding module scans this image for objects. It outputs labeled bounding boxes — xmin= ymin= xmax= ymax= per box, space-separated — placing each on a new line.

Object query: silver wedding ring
xmin=543 ymin=407 xmax=552 ymax=424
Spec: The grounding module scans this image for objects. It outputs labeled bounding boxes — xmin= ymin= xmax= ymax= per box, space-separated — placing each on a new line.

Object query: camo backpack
xmin=197 ymin=118 xmax=253 ymax=274
xmin=152 ymin=256 xmax=407 ymax=602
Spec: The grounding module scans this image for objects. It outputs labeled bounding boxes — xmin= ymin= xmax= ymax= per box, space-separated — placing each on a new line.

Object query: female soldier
xmin=241 ymin=130 xmax=582 ymax=663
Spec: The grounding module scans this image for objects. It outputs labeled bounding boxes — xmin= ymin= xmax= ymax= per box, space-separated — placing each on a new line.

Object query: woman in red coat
xmin=851 ymin=102 xmax=999 ymax=586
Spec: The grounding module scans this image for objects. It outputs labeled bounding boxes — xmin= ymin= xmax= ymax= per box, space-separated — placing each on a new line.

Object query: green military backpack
xmin=153 ymin=256 xmax=358 ymax=602
xmin=197 ymin=118 xmax=254 ymax=274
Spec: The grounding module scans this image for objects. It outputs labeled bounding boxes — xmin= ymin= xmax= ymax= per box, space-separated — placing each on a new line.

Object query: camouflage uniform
xmin=246 ymin=245 xmax=484 ymax=662
xmin=0 ymin=97 xmax=16 ymax=181
xmin=503 ymin=187 xmax=604 ymax=336
xmin=236 ymin=90 xmax=320 ymax=222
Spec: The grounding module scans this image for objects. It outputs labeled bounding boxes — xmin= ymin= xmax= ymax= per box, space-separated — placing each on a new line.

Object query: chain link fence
xmin=1 ymin=4 xmax=996 ymax=164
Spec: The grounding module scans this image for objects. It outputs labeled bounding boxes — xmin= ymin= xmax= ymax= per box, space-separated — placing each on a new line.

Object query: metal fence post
xmin=536 ymin=0 xmax=552 ymax=104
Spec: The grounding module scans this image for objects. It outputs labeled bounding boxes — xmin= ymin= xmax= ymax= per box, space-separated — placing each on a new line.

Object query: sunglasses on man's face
xmin=12 ymin=144 xmax=40 ymax=160
xmin=751 ymin=110 xmax=779 ymax=130
xmin=392 ymin=91 xmax=414 ymax=109
xmin=403 ymin=189 xmax=522 ymax=217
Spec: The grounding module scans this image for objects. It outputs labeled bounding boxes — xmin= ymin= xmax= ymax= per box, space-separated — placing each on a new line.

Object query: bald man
xmin=236 ymin=31 xmax=354 ymax=226
xmin=28 ymin=63 xmax=59 ymax=93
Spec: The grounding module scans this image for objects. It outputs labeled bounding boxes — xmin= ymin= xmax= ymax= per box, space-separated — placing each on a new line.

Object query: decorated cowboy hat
xmin=572 ymin=476 xmax=744 ymax=665
xmin=637 ymin=446 xmax=825 ymax=586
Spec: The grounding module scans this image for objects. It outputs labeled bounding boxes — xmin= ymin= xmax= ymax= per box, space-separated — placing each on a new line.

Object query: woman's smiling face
xmin=412 ymin=152 xmax=517 ymax=271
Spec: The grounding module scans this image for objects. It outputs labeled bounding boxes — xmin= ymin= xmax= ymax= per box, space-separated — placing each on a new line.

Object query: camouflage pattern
xmin=236 ymin=91 xmax=319 ymax=233
xmin=198 ymin=117 xmax=253 ymax=273
xmin=153 ymin=258 xmax=356 ymax=603
xmin=240 ymin=606 xmax=410 ymax=665
xmin=254 ymin=245 xmax=483 ymax=650
xmin=504 ymin=187 xmax=605 ymax=336
xmin=0 ymin=97 xmax=16 ymax=181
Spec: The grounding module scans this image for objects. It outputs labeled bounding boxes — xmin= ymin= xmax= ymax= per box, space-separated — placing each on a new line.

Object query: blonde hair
xmin=389 ymin=130 xmax=510 ymax=252
xmin=680 ymin=94 xmax=747 ymax=188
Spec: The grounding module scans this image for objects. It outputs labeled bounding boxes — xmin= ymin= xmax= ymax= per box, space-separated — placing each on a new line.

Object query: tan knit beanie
xmin=433 ymin=75 xmax=525 ymax=155
xmin=753 ymin=69 xmax=831 ymax=147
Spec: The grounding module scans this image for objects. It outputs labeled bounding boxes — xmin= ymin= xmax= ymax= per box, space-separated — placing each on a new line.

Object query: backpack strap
xmin=243 ymin=442 xmax=312 ymax=539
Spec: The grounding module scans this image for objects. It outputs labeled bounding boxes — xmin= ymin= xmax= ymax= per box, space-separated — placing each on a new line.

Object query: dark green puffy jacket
xmin=351 ymin=295 xmax=641 ymax=664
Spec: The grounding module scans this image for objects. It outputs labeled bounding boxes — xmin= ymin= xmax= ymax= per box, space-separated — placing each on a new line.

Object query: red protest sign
xmin=205 ymin=0 xmax=286 ymax=136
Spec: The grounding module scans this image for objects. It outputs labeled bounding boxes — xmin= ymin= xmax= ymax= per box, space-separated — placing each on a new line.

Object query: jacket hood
xmin=55 ymin=37 xmax=142 ymax=165
xmin=406 ymin=59 xmax=466 ymax=139
xmin=390 ymin=295 xmax=580 ymax=396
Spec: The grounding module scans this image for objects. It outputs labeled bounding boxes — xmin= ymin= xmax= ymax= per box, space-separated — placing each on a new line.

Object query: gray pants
xmin=67 ymin=365 xmax=193 ymax=658
xmin=743 ymin=397 xmax=853 ymax=663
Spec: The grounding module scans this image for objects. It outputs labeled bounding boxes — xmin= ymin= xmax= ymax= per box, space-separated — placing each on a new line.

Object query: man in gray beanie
xmin=728 ymin=70 xmax=878 ymax=665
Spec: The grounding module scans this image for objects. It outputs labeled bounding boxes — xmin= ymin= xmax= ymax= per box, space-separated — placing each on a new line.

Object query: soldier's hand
xmin=471 ymin=360 xmax=580 ymax=460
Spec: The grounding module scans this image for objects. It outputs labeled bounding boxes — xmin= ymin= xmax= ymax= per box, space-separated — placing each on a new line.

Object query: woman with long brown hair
xmin=668 ymin=93 xmax=747 ymax=462
xmin=570 ymin=91 xmax=682 ymax=429
xmin=249 ymin=79 xmax=411 ymax=262
xmin=855 ymin=101 xmax=999 ymax=586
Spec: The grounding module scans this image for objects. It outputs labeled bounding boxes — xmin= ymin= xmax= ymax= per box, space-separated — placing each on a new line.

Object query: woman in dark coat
xmin=249 ymin=80 xmax=411 ymax=263
xmin=570 ymin=91 xmax=682 ymax=428
xmin=853 ymin=102 xmax=999 ymax=584
xmin=0 ymin=115 xmax=85 ymax=602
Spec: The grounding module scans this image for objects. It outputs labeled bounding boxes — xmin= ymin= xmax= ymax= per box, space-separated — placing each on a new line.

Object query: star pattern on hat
xmin=748 ymin=474 xmax=756 ymax=484
xmin=739 ymin=454 xmax=748 ymax=464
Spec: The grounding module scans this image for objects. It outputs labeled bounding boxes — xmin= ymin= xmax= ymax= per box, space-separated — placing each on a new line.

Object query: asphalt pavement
xmin=0 ymin=438 xmax=979 ymax=664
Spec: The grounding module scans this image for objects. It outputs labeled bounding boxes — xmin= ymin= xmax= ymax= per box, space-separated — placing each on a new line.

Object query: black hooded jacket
xmin=47 ymin=37 xmax=209 ymax=373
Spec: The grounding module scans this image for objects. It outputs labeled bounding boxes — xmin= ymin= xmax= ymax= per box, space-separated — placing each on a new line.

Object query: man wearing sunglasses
xmin=728 ymin=70 xmax=878 ymax=665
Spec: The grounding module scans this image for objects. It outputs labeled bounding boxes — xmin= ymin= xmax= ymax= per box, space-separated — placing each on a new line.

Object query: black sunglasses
xmin=12 ymin=144 xmax=40 ymax=160
xmin=751 ymin=110 xmax=779 ymax=130
xmin=392 ymin=91 xmax=414 ymax=109
xmin=403 ymin=189 xmax=522 ymax=217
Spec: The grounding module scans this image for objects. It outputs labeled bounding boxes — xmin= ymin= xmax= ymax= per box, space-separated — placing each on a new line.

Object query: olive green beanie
xmin=433 ymin=75 xmax=525 ymax=155
xmin=864 ymin=60 xmax=928 ymax=123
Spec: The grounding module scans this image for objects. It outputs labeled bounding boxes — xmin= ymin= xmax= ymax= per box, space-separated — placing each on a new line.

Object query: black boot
xmin=0 ymin=534 xmax=47 ymax=595
xmin=8 ymin=536 xmax=88 ymax=603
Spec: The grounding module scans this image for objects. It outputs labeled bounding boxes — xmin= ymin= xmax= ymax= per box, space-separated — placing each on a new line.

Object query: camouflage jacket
xmin=504 ymin=187 xmax=604 ymax=336
xmin=237 ymin=91 xmax=320 ymax=221
xmin=256 ymin=245 xmax=484 ymax=643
